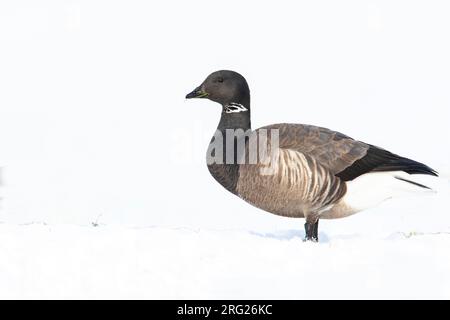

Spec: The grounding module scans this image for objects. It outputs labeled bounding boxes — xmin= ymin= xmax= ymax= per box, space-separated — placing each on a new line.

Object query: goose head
xmin=185 ymin=70 xmax=250 ymax=113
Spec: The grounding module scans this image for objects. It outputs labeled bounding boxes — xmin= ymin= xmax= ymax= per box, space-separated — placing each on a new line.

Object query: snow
xmin=1 ymin=179 xmax=450 ymax=299
xmin=1 ymin=226 xmax=450 ymax=300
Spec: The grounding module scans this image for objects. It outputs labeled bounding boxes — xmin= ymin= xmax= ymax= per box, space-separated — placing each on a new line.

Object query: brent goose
xmin=186 ymin=70 xmax=437 ymax=242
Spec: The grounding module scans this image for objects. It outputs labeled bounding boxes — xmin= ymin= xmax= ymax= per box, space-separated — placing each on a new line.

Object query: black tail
xmin=369 ymin=147 xmax=438 ymax=177
xmin=337 ymin=145 xmax=438 ymax=181
xmin=394 ymin=176 xmax=432 ymax=189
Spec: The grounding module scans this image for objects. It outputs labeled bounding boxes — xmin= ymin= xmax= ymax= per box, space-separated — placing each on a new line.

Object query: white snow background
xmin=0 ymin=1 xmax=450 ymax=299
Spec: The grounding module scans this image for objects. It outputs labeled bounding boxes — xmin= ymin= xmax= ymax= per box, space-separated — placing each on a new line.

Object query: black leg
xmin=313 ymin=219 xmax=319 ymax=241
xmin=304 ymin=222 xmax=312 ymax=241
xmin=304 ymin=219 xmax=319 ymax=242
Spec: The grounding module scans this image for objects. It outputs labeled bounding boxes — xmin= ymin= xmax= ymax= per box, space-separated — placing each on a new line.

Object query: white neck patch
xmin=224 ymin=102 xmax=248 ymax=114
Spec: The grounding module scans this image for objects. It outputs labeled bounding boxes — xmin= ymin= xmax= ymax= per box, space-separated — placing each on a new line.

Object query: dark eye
xmin=216 ymin=77 xmax=224 ymax=83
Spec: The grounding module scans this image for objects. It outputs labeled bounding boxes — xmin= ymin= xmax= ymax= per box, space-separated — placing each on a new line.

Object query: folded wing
xmin=258 ymin=123 xmax=438 ymax=181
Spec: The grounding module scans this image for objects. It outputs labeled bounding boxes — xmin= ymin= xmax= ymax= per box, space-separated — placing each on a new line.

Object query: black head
xmin=185 ymin=70 xmax=250 ymax=110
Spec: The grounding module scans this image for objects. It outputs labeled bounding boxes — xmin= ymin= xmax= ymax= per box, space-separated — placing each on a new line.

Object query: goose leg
xmin=313 ymin=219 xmax=319 ymax=241
xmin=304 ymin=216 xmax=319 ymax=242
